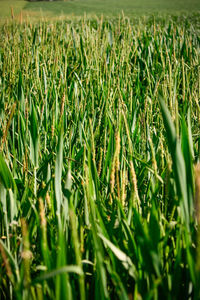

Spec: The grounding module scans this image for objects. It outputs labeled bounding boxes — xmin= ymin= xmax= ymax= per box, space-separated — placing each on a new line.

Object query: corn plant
xmin=0 ymin=13 xmax=200 ymax=300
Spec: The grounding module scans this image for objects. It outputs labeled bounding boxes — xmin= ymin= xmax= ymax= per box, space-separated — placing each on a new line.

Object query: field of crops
xmin=1 ymin=0 xmax=200 ymax=21
xmin=0 ymin=13 xmax=200 ymax=299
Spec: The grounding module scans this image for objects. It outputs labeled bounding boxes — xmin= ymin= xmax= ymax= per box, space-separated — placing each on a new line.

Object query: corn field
xmin=0 ymin=14 xmax=200 ymax=299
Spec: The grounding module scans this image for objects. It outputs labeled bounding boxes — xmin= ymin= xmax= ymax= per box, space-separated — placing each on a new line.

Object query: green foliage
xmin=0 ymin=13 xmax=200 ymax=299
xmin=1 ymin=0 xmax=200 ymax=21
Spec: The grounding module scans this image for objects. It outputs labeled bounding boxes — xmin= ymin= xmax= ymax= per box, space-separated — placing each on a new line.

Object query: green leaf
xmin=98 ymin=233 xmax=137 ymax=279
xmin=181 ymin=116 xmax=194 ymax=217
xmin=55 ymin=120 xmax=64 ymax=215
xmin=0 ymin=154 xmax=15 ymax=190
xmin=34 ymin=266 xmax=83 ymax=283
xmin=159 ymin=98 xmax=189 ymax=226
xmin=29 ymin=102 xmax=39 ymax=167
